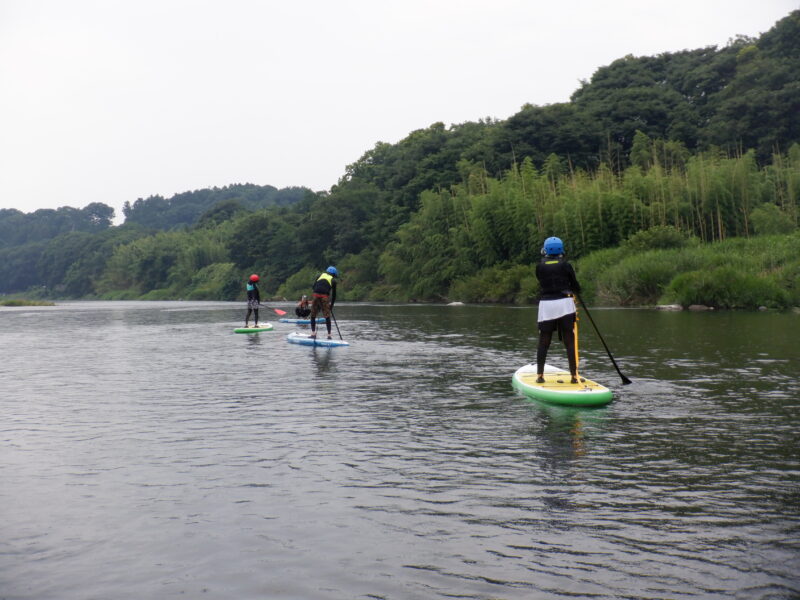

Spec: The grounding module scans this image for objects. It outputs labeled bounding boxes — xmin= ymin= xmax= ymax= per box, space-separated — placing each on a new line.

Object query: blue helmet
xmin=543 ymin=237 xmax=564 ymax=256
xmin=326 ymin=266 xmax=338 ymax=276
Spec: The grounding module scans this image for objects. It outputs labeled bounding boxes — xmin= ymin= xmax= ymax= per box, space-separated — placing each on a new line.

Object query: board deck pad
xmin=512 ymin=363 xmax=612 ymax=406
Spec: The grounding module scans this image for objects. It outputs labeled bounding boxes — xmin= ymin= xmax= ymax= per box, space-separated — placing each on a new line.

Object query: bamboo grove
xmin=376 ymin=138 xmax=800 ymax=302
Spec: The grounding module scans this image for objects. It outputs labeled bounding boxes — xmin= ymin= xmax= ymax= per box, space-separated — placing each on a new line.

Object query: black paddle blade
xmin=621 ymin=375 xmax=633 ymax=385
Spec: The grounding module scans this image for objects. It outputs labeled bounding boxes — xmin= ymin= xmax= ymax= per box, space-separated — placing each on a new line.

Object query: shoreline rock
xmin=688 ymin=304 xmax=712 ymax=311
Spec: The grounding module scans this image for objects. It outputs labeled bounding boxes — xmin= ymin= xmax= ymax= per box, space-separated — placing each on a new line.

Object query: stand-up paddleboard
xmin=279 ymin=317 xmax=327 ymax=324
xmin=234 ymin=323 xmax=274 ymax=333
xmin=287 ymin=332 xmax=349 ymax=347
xmin=512 ymin=363 xmax=612 ymax=407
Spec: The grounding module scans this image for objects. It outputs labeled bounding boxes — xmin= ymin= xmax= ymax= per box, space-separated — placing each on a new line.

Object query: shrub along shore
xmin=577 ymin=231 xmax=800 ymax=310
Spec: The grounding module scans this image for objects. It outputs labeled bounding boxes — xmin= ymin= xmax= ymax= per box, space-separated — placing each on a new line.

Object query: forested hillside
xmin=0 ymin=203 xmax=114 ymax=248
xmin=2 ymin=10 xmax=798 ymax=307
xmin=122 ymin=184 xmax=313 ymax=230
xmin=0 ymin=184 xmax=312 ymax=295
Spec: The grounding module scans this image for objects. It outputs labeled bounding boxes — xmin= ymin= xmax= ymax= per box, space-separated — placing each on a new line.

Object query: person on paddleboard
xmin=535 ymin=237 xmax=581 ymax=384
xmin=244 ymin=274 xmax=261 ymax=328
xmin=295 ymin=294 xmax=311 ymax=318
xmin=309 ymin=266 xmax=338 ymax=339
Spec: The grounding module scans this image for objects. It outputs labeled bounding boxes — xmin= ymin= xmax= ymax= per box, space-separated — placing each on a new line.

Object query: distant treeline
xmin=0 ymin=203 xmax=114 ymax=248
xmin=0 ymin=184 xmax=315 ymax=294
xmin=1 ymin=11 xmax=798 ymax=308
xmin=121 ymin=184 xmax=313 ymax=230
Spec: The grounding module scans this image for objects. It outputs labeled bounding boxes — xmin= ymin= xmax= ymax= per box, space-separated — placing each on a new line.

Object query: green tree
xmin=750 ymin=203 xmax=796 ymax=234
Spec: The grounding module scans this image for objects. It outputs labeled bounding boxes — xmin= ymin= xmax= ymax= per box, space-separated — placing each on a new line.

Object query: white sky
xmin=0 ymin=0 xmax=796 ymax=222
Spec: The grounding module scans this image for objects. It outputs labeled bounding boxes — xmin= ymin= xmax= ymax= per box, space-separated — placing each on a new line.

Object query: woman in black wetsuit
xmin=535 ymin=237 xmax=581 ymax=384
xmin=244 ymin=274 xmax=261 ymax=328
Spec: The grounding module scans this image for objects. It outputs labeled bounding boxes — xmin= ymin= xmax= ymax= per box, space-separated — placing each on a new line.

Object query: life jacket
xmin=313 ymin=272 xmax=334 ymax=296
xmin=537 ymin=257 xmax=577 ymax=298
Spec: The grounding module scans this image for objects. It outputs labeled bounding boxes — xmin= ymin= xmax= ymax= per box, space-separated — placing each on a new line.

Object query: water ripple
xmin=1 ymin=302 xmax=798 ymax=599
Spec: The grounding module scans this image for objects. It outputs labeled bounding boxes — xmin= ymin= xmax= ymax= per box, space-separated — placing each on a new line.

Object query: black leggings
xmin=246 ymin=308 xmax=259 ymax=324
xmin=536 ymin=313 xmax=577 ymax=376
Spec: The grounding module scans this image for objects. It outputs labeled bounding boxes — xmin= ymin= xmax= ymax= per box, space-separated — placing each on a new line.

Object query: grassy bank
xmin=1 ymin=299 xmax=55 ymax=306
xmin=424 ymin=231 xmax=799 ymax=310
xmin=577 ymin=232 xmax=800 ymax=309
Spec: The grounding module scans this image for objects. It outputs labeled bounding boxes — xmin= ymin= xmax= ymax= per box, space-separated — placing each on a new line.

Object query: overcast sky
xmin=1 ymin=0 xmax=796 ymax=222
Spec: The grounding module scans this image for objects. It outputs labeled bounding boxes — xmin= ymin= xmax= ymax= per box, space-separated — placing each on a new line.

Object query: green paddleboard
xmin=234 ymin=323 xmax=274 ymax=333
xmin=512 ymin=363 xmax=613 ymax=407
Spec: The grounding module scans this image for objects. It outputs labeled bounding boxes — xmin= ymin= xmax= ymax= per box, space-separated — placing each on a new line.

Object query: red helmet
xmin=249 ymin=274 xmax=260 ymax=282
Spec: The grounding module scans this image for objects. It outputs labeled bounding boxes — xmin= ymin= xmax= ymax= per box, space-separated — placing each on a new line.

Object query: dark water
xmin=1 ymin=301 xmax=798 ymax=600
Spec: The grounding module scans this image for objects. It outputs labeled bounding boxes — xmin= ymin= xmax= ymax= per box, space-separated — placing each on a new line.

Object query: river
xmin=1 ymin=301 xmax=798 ymax=599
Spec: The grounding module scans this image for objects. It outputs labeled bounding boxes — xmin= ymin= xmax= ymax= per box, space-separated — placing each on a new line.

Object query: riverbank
xmin=358 ymin=232 xmax=800 ymax=310
xmin=16 ymin=232 xmax=800 ymax=311
xmin=1 ymin=299 xmax=55 ymax=306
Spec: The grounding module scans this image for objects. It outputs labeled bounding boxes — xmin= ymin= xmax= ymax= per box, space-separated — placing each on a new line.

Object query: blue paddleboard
xmin=279 ymin=317 xmax=327 ymax=324
xmin=286 ymin=332 xmax=349 ymax=347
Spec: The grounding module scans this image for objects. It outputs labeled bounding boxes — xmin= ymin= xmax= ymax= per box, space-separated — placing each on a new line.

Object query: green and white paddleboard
xmin=234 ymin=323 xmax=274 ymax=333
xmin=512 ymin=363 xmax=613 ymax=407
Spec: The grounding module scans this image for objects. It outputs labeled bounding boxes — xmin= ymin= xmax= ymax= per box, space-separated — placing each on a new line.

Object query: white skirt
xmin=537 ymin=297 xmax=576 ymax=322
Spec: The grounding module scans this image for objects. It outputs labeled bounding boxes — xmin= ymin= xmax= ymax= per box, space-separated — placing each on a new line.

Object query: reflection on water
xmin=311 ymin=346 xmax=335 ymax=375
xmin=1 ymin=301 xmax=798 ymax=599
xmin=245 ymin=332 xmax=262 ymax=346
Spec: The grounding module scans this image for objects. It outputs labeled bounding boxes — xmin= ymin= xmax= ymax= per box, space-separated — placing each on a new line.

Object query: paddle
xmin=573 ymin=307 xmax=580 ymax=381
xmin=575 ymin=294 xmax=632 ymax=385
xmin=272 ymin=308 xmax=287 ymax=316
xmin=330 ymin=306 xmax=343 ymax=340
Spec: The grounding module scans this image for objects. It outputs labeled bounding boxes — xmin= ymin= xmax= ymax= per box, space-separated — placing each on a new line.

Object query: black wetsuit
xmin=245 ymin=282 xmax=260 ymax=325
xmin=535 ymin=257 xmax=581 ymax=377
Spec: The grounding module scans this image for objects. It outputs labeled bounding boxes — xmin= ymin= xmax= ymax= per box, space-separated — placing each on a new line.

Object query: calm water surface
xmin=1 ymin=301 xmax=798 ymax=599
